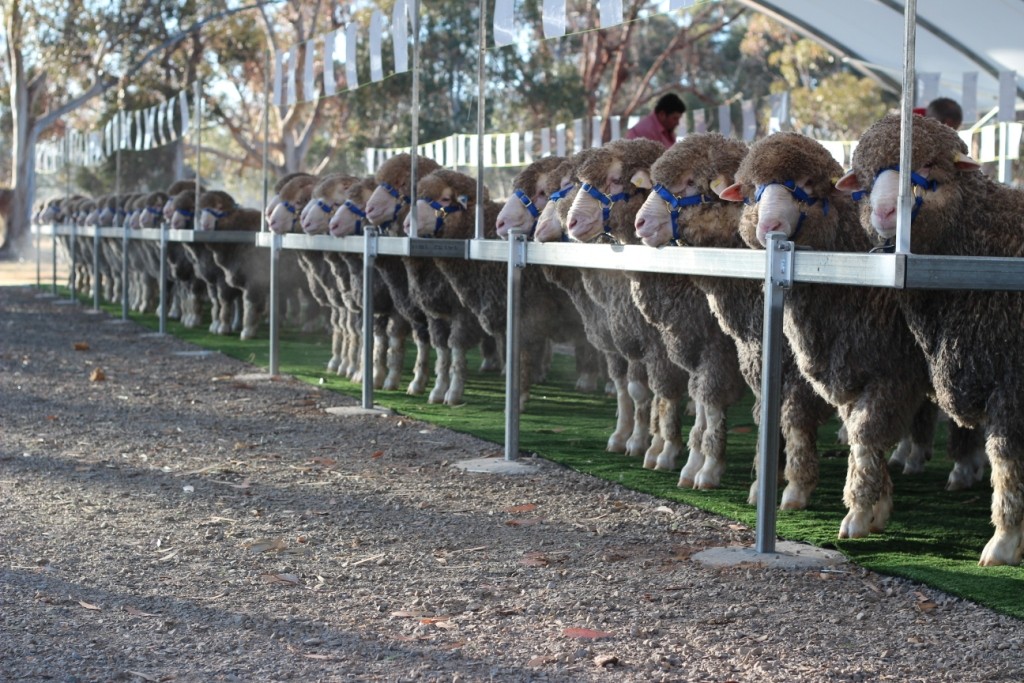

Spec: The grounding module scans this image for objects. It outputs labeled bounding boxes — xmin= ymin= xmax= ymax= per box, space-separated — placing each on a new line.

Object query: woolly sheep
xmin=837 ymin=113 xmax=1020 ymax=565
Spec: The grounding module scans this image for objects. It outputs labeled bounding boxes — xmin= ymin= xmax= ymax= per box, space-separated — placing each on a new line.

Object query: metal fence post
xmin=504 ymin=228 xmax=527 ymax=461
xmin=269 ymin=231 xmax=281 ymax=376
xmin=362 ymin=226 xmax=379 ymax=409
xmin=755 ymin=232 xmax=793 ymax=554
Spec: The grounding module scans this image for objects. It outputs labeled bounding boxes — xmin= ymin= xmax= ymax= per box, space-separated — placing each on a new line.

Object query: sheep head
xmin=634 ymin=133 xmax=748 ymax=248
xmin=835 ymin=113 xmax=980 ymax=245
xmin=164 ymin=180 xmax=202 ymax=223
xmin=533 ymin=150 xmax=597 ymax=243
xmin=720 ymin=132 xmax=848 ymax=249
xmin=566 ymin=138 xmax=663 ymax=244
xmin=405 ymin=169 xmax=484 ymax=239
xmin=328 ymin=177 xmax=377 ymax=237
xmin=139 ymin=191 xmax=170 ymax=228
xmin=266 ymin=171 xmax=314 ymax=223
xmin=365 ymin=154 xmax=443 ymax=228
xmin=301 ymin=173 xmax=361 ymax=235
xmin=496 ymin=155 xmax=565 ymax=239
xmin=269 ymin=175 xmax=318 ymax=234
xmin=198 ymin=190 xmax=239 ymax=231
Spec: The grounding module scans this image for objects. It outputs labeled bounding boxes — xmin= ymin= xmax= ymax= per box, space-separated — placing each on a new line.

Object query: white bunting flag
xmin=493 ymin=0 xmax=515 ymax=47
xmin=692 ymin=109 xmax=706 ymax=134
xmin=820 ymin=141 xmax=845 ymax=167
xmin=364 ymin=148 xmax=376 ymax=175
xmin=573 ymin=118 xmax=583 ymax=152
xmin=1007 ymin=123 xmax=1023 ymax=160
xmin=495 ymin=134 xmax=507 ymax=166
xmin=303 ymin=39 xmax=316 ymax=101
xmin=591 ymin=116 xmax=602 ymax=147
xmin=370 ymin=10 xmax=385 ymax=82
xmin=599 ymin=0 xmax=623 ymax=28
xmin=134 ymin=110 xmax=143 ymax=150
xmin=998 ymin=71 xmax=1017 ymax=123
xmin=610 ymin=116 xmax=621 ymax=141
xmin=718 ymin=103 xmax=731 ymax=138
xmin=543 ymin=0 xmax=566 ymax=39
xmin=468 ymin=134 xmax=479 ymax=167
xmin=323 ymin=31 xmax=337 ymax=96
xmin=273 ymin=49 xmax=284 ymax=106
xmin=918 ymin=72 xmax=940 ymax=107
xmin=509 ymin=133 xmax=521 ymax=166
xmin=346 ymin=23 xmax=360 ymax=90
xmin=980 ymin=124 xmax=997 ymax=162
xmin=670 ymin=0 xmax=696 ymax=8
xmin=483 ymin=134 xmax=494 ymax=167
xmin=179 ymin=92 xmax=190 ymax=137
xmin=103 ymin=118 xmax=112 ymax=156
xmin=540 ymin=127 xmax=551 ymax=158
xmin=741 ymin=99 xmax=756 ymax=141
xmin=286 ymin=45 xmax=298 ymax=105
xmin=962 ymin=71 xmax=978 ymax=125
xmin=393 ymin=0 xmax=409 ymax=73
xmin=156 ymin=101 xmax=167 ymax=146
xmin=523 ymin=130 xmax=534 ymax=163
xmin=556 ymin=123 xmax=567 ymax=156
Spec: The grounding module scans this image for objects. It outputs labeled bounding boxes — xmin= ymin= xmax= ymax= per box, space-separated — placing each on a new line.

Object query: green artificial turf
xmin=54 ymin=287 xmax=1024 ymax=618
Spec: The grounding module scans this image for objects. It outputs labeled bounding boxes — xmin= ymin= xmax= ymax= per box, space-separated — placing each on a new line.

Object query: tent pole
xmin=894 ymin=0 xmax=917 ymax=258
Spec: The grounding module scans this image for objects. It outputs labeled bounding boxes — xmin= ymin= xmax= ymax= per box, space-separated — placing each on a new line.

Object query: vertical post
xmin=408 ymin=0 xmax=421 ymax=238
xmin=263 ymin=50 xmax=280 ymax=377
xmin=269 ymin=232 xmax=281 ymax=375
xmin=998 ymin=122 xmax=1012 ymax=185
xmin=362 ymin=226 xmax=379 ymax=409
xmin=35 ymin=204 xmax=41 ymax=290
xmin=193 ymin=80 xmax=203 ymax=231
xmin=158 ymin=222 xmax=168 ymax=334
xmin=504 ymin=228 xmax=527 ymax=461
xmin=755 ymin=232 xmax=793 ymax=554
xmin=117 ymin=108 xmax=128 ymax=320
xmin=65 ymin=133 xmax=77 ymax=302
xmin=51 ymin=220 xmax=58 ymax=295
xmin=475 ymin=0 xmax=486 ymax=240
xmin=894 ymin=0 xmax=917 ymax=255
xmin=93 ymin=217 xmax=101 ymax=309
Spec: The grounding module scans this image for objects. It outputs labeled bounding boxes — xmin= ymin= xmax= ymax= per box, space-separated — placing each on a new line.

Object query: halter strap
xmin=422 ymin=198 xmax=463 ymax=236
xmin=175 ymin=208 xmax=194 ymax=219
xmin=876 ymin=165 xmax=938 ymax=221
xmin=512 ymin=188 xmax=541 ymax=238
xmin=315 ymin=198 xmax=337 ymax=215
xmin=380 ymin=182 xmax=410 ymax=224
xmin=651 ymin=183 xmax=715 ymax=245
xmin=279 ymin=200 xmax=297 ymax=214
xmin=753 ymin=180 xmax=829 ymax=242
xmin=579 ymin=182 xmax=644 ymax=235
xmin=341 ymin=199 xmax=366 ymax=236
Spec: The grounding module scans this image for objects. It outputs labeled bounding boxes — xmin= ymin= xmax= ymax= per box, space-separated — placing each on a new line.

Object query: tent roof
xmin=735 ymin=0 xmax=1024 ymax=115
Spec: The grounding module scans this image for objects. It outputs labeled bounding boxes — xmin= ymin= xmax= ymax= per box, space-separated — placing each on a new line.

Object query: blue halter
xmin=341 ymin=199 xmax=367 ymax=236
xmin=579 ymin=182 xmax=644 ymax=236
xmin=512 ymin=188 xmax=541 ymax=237
xmin=315 ymin=198 xmax=337 ymax=215
xmin=753 ymin=180 xmax=829 ymax=242
xmin=651 ymin=183 xmax=715 ymax=245
xmin=380 ymin=182 xmax=410 ymax=224
xmin=876 ymin=165 xmax=938 ymax=221
xmin=546 ymin=184 xmax=575 ymax=242
xmin=422 ymin=198 xmax=463 ymax=236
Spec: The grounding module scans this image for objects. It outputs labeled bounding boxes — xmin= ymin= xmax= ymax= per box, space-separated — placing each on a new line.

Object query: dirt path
xmin=2 ymin=284 xmax=1023 ymax=682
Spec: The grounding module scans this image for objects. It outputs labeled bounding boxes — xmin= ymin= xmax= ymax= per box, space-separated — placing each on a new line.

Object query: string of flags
xmin=36 ymin=91 xmax=195 ymax=174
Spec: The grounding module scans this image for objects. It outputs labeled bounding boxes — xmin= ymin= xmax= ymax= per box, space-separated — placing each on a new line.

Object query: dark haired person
xmin=925 ymin=97 xmax=963 ymax=129
xmin=626 ymin=93 xmax=687 ymax=149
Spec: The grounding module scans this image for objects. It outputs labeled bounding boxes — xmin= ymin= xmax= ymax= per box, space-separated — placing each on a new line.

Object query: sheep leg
xmin=946 ymin=423 xmax=987 ymax=491
xmin=444 ymin=346 xmax=468 ymax=406
xmin=429 ymin=347 xmax=452 ymax=404
xmin=344 ymin=311 xmax=361 ymax=380
xmin=779 ymin=420 xmax=820 ymax=511
xmin=326 ymin=309 xmax=343 ymax=372
xmin=695 ymin=402 xmax=728 ymax=489
xmin=891 ymin=401 xmax=937 ymax=474
xmin=382 ymin=315 xmax=409 ymax=392
xmin=654 ymin=397 xmax=683 ymax=472
xmin=839 ymin=444 xmax=892 ymax=539
xmin=980 ymin=436 xmax=1024 ymax=566
xmin=643 ymin=397 xmax=665 ymax=469
xmin=239 ymin=290 xmax=264 ymax=340
xmin=574 ymin=341 xmax=601 ymax=393
xmin=479 ymin=335 xmax=503 ymax=373
xmin=678 ymin=402 xmax=708 ymax=488
xmin=605 ymin=355 xmax=633 ymax=453
xmin=625 ymin=378 xmax=652 ymax=458
xmin=406 ymin=323 xmax=432 ymax=396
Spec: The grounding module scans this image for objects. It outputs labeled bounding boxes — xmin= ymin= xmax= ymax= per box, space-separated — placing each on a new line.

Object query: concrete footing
xmin=324 ymin=405 xmax=394 ymax=417
xmin=693 ymin=540 xmax=847 ymax=570
xmin=452 ymin=456 xmax=539 ymax=475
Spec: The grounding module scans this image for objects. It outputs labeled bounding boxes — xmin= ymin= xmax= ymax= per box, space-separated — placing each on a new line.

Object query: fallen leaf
xmin=527 ymin=655 xmax=556 ymax=667
xmin=506 ymin=516 xmax=544 ymax=527
xmin=261 ymin=573 xmax=301 ymax=585
xmin=212 ymin=477 xmax=251 ymax=490
xmin=654 ymin=505 xmax=674 ymax=515
xmin=594 ymin=654 xmax=619 ymax=667
xmin=247 ymin=537 xmax=288 ymax=553
xmin=727 ymin=523 xmax=749 ymax=531
xmin=78 ymin=600 xmax=101 ymax=611
xmin=124 ymin=606 xmax=160 ymax=617
xmin=391 ymin=609 xmax=428 ymax=618
xmin=371 ymin=450 xmax=385 ymax=459
xmin=125 ymin=671 xmax=158 ymax=682
xmin=89 ymin=368 xmax=106 ymax=382
xmin=302 ymin=653 xmax=335 ymax=660
xmin=157 ymin=550 xmax=179 ymax=562
xmin=504 ymin=503 xmax=538 ymax=514
xmin=420 ymin=616 xmax=453 ymax=624
xmin=563 ymin=627 xmax=613 ymax=640
xmin=72 ymin=342 xmax=90 ymax=351
xmin=520 ymin=552 xmax=550 ymax=567
xmin=308 ymin=457 xmax=337 ymax=467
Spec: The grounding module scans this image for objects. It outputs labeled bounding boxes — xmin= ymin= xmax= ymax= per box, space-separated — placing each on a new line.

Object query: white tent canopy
xmin=736 ymin=0 xmax=1024 ymax=118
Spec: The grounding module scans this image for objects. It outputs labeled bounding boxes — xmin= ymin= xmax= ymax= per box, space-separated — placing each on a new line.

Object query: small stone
xmin=594 ymin=654 xmax=619 ymax=668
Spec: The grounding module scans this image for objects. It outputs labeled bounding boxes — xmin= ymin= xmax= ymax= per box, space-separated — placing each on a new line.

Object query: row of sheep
xmin=40 ymin=113 xmax=1024 ymax=566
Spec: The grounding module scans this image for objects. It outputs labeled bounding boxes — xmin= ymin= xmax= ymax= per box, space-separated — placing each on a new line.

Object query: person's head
xmin=925 ymin=97 xmax=963 ymax=129
xmin=654 ymin=93 xmax=686 ymax=134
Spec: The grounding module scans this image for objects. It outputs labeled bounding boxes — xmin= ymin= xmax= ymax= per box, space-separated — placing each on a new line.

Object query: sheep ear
xmin=717 ymin=182 xmax=745 ymax=202
xmin=953 ymin=152 xmax=981 ymax=171
xmin=834 ymin=170 xmax=862 ymax=193
xmin=630 ymin=170 xmax=653 ymax=190
xmin=456 ymin=194 xmax=470 ymax=209
xmin=709 ymin=175 xmax=731 ymax=196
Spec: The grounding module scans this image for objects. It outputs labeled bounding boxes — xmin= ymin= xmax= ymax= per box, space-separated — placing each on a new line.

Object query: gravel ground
xmin=2 ymin=283 xmax=1024 ymax=683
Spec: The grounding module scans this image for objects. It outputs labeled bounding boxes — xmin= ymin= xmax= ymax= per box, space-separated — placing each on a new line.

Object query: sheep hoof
xmin=642 ymin=451 xmax=658 ymax=469
xmin=428 ymin=386 xmax=446 ymax=404
xmin=838 ymin=510 xmax=873 ymax=539
xmin=654 ymin=443 xmax=680 ymax=472
xmin=606 ymin=433 xmax=628 ymax=454
xmin=327 ymin=358 xmax=340 ymax=372
xmin=870 ymin=495 xmax=893 ymax=532
xmin=779 ymin=488 xmax=810 ymax=511
xmin=747 ymin=481 xmax=759 ymax=506
xmin=979 ymin=530 xmax=1024 ymax=566
xmin=625 ymin=436 xmax=649 ymax=459
xmin=676 ymin=473 xmax=695 ymax=489
xmin=406 ymin=376 xmax=427 ymax=396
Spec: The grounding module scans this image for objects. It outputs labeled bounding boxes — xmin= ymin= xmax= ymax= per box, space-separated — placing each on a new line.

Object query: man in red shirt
xmin=626 ymin=93 xmax=686 ymax=149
